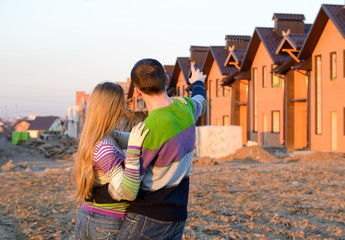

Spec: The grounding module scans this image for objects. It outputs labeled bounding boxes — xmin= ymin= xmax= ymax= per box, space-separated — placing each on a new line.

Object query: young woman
xmin=73 ymin=82 xmax=149 ymax=240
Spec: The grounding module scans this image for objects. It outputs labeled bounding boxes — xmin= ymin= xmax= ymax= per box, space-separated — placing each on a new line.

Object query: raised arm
xmin=189 ymin=63 xmax=207 ymax=120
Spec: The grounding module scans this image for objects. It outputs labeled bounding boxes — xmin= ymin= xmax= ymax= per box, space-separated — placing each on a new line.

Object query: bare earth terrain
xmin=0 ymin=137 xmax=344 ymax=240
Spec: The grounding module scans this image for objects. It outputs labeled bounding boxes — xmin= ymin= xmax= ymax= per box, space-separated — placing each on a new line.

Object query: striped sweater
xmin=128 ymin=80 xmax=206 ymax=221
xmin=82 ymin=134 xmax=141 ymax=219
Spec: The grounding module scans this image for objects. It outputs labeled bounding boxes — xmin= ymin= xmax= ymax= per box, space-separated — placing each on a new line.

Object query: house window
xmin=315 ymin=55 xmax=322 ymax=135
xmin=223 ymin=85 xmax=230 ymax=96
xmin=272 ymin=111 xmax=280 ymax=133
xmin=253 ymin=68 xmax=258 ymax=132
xmin=343 ymin=108 xmax=345 ymax=136
xmin=262 ymin=66 xmax=267 ymax=88
xmin=330 ymin=52 xmax=336 ymax=80
xmin=216 ymin=79 xmax=219 ymax=97
xmin=271 ymin=65 xmax=280 ymax=87
xmin=343 ymin=50 xmax=345 ymax=78
xmin=223 ymin=115 xmax=230 ymax=126
xmin=177 ymin=86 xmax=180 ymax=96
xmin=208 ymin=80 xmax=212 ymax=97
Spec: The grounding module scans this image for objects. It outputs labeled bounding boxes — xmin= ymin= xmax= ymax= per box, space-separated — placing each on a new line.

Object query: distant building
xmin=67 ymin=106 xmax=79 ymax=138
xmin=13 ymin=119 xmax=33 ymax=132
xmin=27 ymin=116 xmax=61 ymax=139
xmin=222 ymin=36 xmax=251 ymax=145
xmin=240 ymin=13 xmax=308 ymax=148
xmin=76 ymin=91 xmax=90 ymax=135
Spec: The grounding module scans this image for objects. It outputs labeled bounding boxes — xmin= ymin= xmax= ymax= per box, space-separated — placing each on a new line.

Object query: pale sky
xmin=0 ymin=0 xmax=342 ymax=118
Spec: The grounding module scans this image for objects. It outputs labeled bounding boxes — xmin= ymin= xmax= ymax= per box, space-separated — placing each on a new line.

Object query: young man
xmin=117 ymin=58 xmax=206 ymax=240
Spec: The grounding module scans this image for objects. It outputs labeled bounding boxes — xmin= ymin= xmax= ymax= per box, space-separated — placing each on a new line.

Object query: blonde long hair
xmin=74 ymin=82 xmax=124 ymax=201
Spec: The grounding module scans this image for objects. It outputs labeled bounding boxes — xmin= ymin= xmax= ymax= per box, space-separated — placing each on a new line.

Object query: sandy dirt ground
xmin=0 ymin=137 xmax=344 ymax=240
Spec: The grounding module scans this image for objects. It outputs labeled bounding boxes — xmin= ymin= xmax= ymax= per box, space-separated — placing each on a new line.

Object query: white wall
xmin=48 ymin=118 xmax=61 ymax=132
xmin=67 ymin=106 xmax=79 ymax=138
xmin=195 ymin=125 xmax=242 ymax=158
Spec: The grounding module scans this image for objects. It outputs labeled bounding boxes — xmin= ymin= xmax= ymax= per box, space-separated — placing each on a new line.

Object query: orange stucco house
xmin=13 ymin=119 xmax=33 ymax=132
xmin=127 ymin=65 xmax=174 ymax=113
xmin=168 ymin=46 xmax=208 ymax=98
xmin=168 ymin=57 xmax=191 ymax=98
xmin=298 ymin=4 xmax=345 ymax=152
xmin=202 ymin=36 xmax=250 ymax=127
xmin=127 ymin=80 xmax=146 ymax=112
xmin=202 ymin=46 xmax=234 ymax=126
xmin=240 ymin=13 xmax=308 ymax=148
xmin=273 ymin=27 xmax=311 ymax=150
xmin=222 ymin=36 xmax=251 ymax=144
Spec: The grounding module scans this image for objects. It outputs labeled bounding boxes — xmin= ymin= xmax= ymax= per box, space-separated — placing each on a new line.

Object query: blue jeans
xmin=75 ymin=208 xmax=123 ymax=240
xmin=116 ymin=212 xmax=186 ymax=240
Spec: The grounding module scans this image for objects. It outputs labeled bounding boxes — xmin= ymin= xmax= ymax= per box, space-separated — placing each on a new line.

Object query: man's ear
xmin=134 ymin=87 xmax=142 ymax=97
xmin=165 ymin=74 xmax=169 ymax=86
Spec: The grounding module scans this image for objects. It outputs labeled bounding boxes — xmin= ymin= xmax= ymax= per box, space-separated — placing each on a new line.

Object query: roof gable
xmin=13 ymin=119 xmax=32 ymax=127
xmin=224 ymin=47 xmax=247 ymax=69
xmin=202 ymin=46 xmax=238 ymax=76
xmin=240 ymin=28 xmax=290 ymax=72
xmin=299 ymin=4 xmax=345 ymax=60
xmin=27 ymin=116 xmax=59 ymax=131
xmin=276 ymin=32 xmax=307 ymax=53
xmin=169 ymin=57 xmax=190 ymax=90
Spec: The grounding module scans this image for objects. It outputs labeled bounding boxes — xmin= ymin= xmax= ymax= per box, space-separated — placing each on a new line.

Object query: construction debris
xmin=23 ymin=138 xmax=78 ymax=160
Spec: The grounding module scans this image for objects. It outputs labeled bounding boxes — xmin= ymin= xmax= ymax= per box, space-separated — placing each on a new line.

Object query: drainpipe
xmin=284 ymin=74 xmax=287 ymax=148
xmin=307 ymin=70 xmax=311 ymax=149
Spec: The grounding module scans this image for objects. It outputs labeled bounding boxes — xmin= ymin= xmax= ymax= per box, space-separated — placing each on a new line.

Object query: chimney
xmin=189 ymin=46 xmax=208 ymax=64
xmin=273 ymin=13 xmax=305 ymax=37
xmin=225 ymin=35 xmax=251 ymax=49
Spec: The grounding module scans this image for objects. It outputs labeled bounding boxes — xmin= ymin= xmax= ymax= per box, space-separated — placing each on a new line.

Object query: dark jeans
xmin=116 ymin=212 xmax=186 ymax=240
xmin=75 ymin=208 xmax=123 ymax=240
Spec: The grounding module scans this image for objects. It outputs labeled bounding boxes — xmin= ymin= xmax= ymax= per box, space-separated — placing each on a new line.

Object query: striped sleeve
xmin=191 ymin=80 xmax=207 ymax=121
xmin=94 ymin=140 xmax=141 ymax=201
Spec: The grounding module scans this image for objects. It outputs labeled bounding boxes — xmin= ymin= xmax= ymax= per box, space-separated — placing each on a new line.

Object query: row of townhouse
xmin=125 ymin=4 xmax=345 ymax=153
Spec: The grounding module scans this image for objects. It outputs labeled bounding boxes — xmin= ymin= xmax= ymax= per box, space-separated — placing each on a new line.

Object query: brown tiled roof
xmin=164 ymin=65 xmax=174 ymax=73
xmin=27 ymin=116 xmax=59 ymax=131
xmin=190 ymin=46 xmax=209 ymax=51
xmin=164 ymin=65 xmax=174 ymax=85
xmin=272 ymin=13 xmax=305 ymax=21
xmin=208 ymin=46 xmax=238 ymax=75
xmin=241 ymin=27 xmax=290 ymax=72
xmin=305 ymin=24 xmax=312 ymax=33
xmin=168 ymin=57 xmax=191 ymax=91
xmin=225 ymin=35 xmax=251 ymax=41
xmin=276 ymin=33 xmax=308 ymax=54
xmin=299 ymin=4 xmax=345 ymax=60
xmin=177 ymin=57 xmax=191 ymax=82
xmin=224 ymin=49 xmax=247 ymax=66
xmin=323 ymin=4 xmax=345 ymax=37
xmin=257 ymin=28 xmax=290 ymax=63
xmin=13 ymin=119 xmax=33 ymax=128
xmin=289 ymin=34 xmax=308 ymax=49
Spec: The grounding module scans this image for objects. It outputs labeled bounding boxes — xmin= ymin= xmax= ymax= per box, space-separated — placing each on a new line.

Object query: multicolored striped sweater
xmin=128 ymin=80 xmax=206 ymax=221
xmin=82 ymin=133 xmax=140 ymax=219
